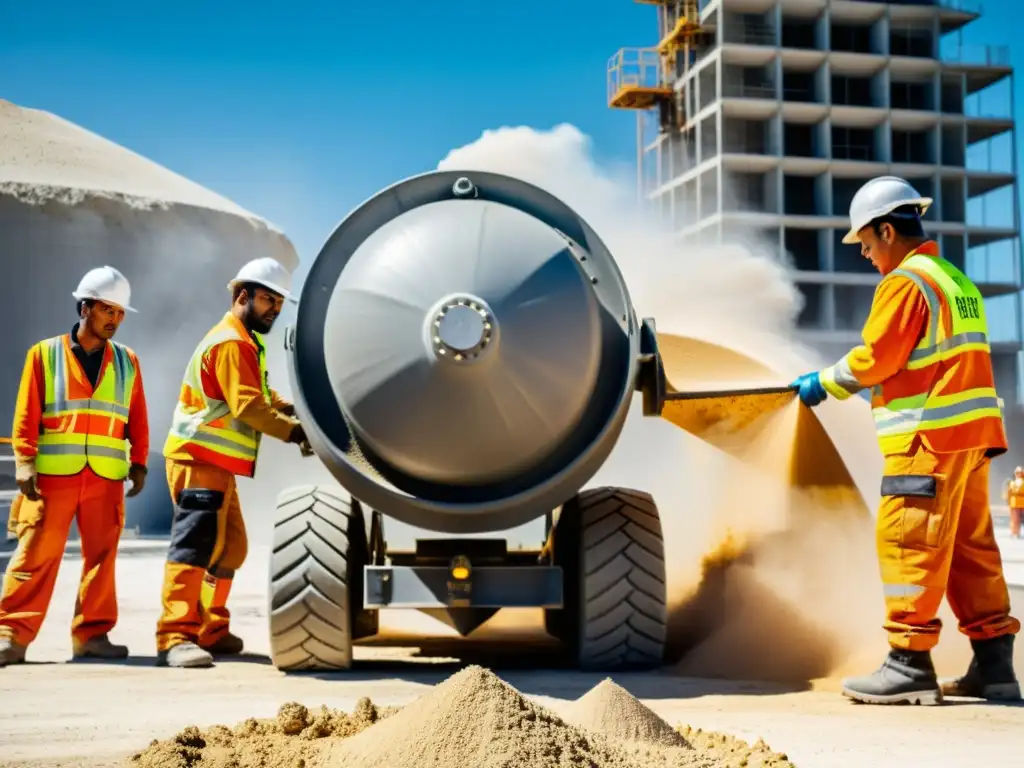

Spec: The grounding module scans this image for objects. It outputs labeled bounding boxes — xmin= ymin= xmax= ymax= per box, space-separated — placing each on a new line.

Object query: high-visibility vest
xmin=35 ymin=334 xmax=137 ymax=481
xmin=870 ymin=250 xmax=1007 ymax=456
xmin=1009 ymin=478 xmax=1024 ymax=508
xmin=163 ymin=316 xmax=270 ymax=477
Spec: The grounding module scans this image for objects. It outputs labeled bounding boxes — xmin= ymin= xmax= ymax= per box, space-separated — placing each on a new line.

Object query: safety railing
xmin=966 ymin=136 xmax=1015 ymax=175
xmin=942 ymin=44 xmax=1011 ymax=67
xmin=966 ymin=240 xmax=1022 ymax=289
xmin=831 ymin=144 xmax=875 ymax=162
xmin=607 ymin=48 xmax=671 ymax=109
xmin=723 ymin=82 xmax=777 ymax=99
xmin=964 ymin=79 xmax=1014 ymax=120
xmin=981 ymin=293 xmax=1021 ymax=344
xmin=936 ymin=0 xmax=983 ymax=14
xmin=723 ymin=25 xmax=776 ymax=46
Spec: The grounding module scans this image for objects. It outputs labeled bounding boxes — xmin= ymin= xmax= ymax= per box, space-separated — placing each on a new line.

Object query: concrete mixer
xmin=268 ymin=170 xmax=725 ymax=673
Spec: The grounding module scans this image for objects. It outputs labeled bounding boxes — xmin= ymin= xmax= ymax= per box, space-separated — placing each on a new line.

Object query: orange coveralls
xmin=156 ymin=314 xmax=297 ymax=652
xmin=1007 ymin=478 xmax=1024 ymax=538
xmin=0 ymin=336 xmax=149 ymax=647
xmin=820 ymin=242 xmax=1019 ymax=652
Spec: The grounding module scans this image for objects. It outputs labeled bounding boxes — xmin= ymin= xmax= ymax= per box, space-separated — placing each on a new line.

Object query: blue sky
xmin=1 ymin=0 xmax=650 ymax=263
xmin=1 ymin=0 xmax=1020 ymax=269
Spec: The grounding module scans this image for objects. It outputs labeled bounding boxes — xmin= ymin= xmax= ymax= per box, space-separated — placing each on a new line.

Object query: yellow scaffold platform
xmin=607 ymin=47 xmax=672 ymax=109
xmin=657 ymin=1 xmax=703 ymax=57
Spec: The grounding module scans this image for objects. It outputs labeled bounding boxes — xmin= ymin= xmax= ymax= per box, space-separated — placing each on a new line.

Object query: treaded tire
xmin=548 ymin=486 xmax=668 ymax=671
xmin=268 ymin=485 xmax=368 ymax=672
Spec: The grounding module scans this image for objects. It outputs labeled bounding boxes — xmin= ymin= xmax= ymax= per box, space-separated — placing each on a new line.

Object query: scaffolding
xmin=607 ymin=48 xmax=672 ymax=110
xmin=607 ymin=0 xmax=705 ymax=202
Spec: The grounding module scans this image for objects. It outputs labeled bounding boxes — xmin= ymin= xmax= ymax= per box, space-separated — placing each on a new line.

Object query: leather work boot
xmin=157 ymin=641 xmax=214 ymax=669
xmin=841 ymin=648 xmax=942 ymax=705
xmin=200 ymin=632 xmax=244 ymax=657
xmin=0 ymin=636 xmax=27 ymax=667
xmin=72 ymin=634 xmax=129 ymax=661
xmin=940 ymin=635 xmax=1021 ymax=701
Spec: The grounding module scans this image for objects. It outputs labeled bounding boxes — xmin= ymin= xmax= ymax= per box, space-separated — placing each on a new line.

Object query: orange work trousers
xmin=0 ymin=468 xmax=125 ymax=646
xmin=877 ymin=439 xmax=1021 ymax=652
xmin=155 ymin=458 xmax=247 ymax=652
xmin=1010 ymin=507 xmax=1022 ymax=538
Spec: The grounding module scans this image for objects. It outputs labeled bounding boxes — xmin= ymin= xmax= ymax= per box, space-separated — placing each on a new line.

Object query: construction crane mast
xmin=606 ymin=0 xmax=706 ymax=203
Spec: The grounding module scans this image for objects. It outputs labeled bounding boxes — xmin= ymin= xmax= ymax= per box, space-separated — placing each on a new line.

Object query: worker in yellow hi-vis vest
xmin=792 ymin=176 xmax=1020 ymax=706
xmin=155 ymin=257 xmax=306 ymax=669
xmin=0 ymin=267 xmax=149 ymax=667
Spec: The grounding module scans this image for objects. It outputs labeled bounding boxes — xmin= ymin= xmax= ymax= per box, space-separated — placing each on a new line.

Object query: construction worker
xmin=1007 ymin=467 xmax=1024 ymax=539
xmin=155 ymin=257 xmax=306 ymax=668
xmin=0 ymin=266 xmax=149 ymax=666
xmin=792 ymin=176 xmax=1021 ymax=705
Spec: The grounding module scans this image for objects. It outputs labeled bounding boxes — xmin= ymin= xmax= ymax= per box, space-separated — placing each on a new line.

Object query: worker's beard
xmin=243 ymin=302 xmax=276 ymax=335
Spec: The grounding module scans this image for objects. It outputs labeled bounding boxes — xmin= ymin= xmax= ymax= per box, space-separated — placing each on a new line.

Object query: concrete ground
xmin=2 ymin=530 xmax=1024 ymax=768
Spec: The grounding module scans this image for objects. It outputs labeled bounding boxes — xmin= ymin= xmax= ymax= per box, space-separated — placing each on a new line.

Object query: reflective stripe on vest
xmin=36 ymin=336 xmax=136 ymax=481
xmin=870 ymin=254 xmax=1003 ymax=450
xmin=164 ymin=321 xmax=270 ymax=477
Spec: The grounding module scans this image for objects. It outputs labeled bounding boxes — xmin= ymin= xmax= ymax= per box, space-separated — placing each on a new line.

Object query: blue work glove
xmin=791 ymin=372 xmax=827 ymax=408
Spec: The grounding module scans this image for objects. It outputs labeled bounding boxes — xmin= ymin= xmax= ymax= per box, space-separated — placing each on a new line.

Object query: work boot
xmin=200 ymin=632 xmax=244 ymax=657
xmin=841 ymin=648 xmax=942 ymax=705
xmin=0 ymin=637 xmax=27 ymax=667
xmin=72 ymin=634 xmax=129 ymax=661
xmin=940 ymin=635 xmax=1021 ymax=701
xmin=157 ymin=641 xmax=214 ymax=669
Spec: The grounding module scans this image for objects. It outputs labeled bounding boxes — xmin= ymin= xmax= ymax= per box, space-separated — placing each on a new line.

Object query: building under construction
xmin=608 ymin=0 xmax=1024 ymax=468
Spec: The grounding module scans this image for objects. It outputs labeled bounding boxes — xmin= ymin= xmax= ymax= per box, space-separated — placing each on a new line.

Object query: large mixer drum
xmin=288 ymin=171 xmax=641 ymax=533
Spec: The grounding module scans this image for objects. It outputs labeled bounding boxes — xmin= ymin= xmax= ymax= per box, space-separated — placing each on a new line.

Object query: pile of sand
xmin=130 ymin=666 xmax=795 ymax=768
xmin=129 ymin=697 xmax=395 ymax=768
xmin=559 ymin=678 xmax=691 ymax=748
xmin=0 ymin=99 xmax=263 ymax=218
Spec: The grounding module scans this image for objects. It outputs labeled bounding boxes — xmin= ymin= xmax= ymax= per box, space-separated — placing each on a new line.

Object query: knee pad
xmin=167 ymin=488 xmax=224 ymax=567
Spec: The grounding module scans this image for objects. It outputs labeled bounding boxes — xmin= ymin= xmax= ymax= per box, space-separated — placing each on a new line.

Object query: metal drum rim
xmin=287 ymin=169 xmax=640 ymax=534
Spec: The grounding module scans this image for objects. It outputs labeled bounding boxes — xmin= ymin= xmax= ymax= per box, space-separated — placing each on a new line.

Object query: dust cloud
xmin=435 ymin=123 xmax=896 ymax=682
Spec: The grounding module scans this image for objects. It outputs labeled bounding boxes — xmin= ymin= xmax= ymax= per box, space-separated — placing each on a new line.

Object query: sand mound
xmin=129 ymin=697 xmax=396 ymax=768
xmin=130 ymin=667 xmax=795 ymax=768
xmin=560 ymin=678 xmax=689 ymax=748
xmin=0 ymin=99 xmax=269 ymax=223
xmin=319 ymin=665 xmax=650 ymax=768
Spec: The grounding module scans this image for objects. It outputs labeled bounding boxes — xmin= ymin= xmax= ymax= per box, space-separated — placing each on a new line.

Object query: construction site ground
xmin=2 ymin=532 xmax=1024 ymax=768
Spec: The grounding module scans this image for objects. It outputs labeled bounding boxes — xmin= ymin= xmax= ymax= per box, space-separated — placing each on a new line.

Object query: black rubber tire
xmin=268 ymin=485 xmax=370 ymax=671
xmin=547 ymin=486 xmax=668 ymax=670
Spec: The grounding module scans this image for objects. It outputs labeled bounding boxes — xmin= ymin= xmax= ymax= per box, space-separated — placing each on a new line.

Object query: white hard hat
xmin=842 ymin=176 xmax=933 ymax=244
xmin=227 ymin=257 xmax=294 ymax=302
xmin=72 ymin=266 xmax=136 ymax=313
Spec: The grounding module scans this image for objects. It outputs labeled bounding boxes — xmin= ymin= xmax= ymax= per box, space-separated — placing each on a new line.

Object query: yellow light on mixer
xmin=449 ymin=556 xmax=471 ymax=581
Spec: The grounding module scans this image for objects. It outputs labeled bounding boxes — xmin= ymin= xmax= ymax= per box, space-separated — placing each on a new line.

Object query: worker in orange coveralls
xmin=1005 ymin=467 xmax=1024 ymax=539
xmin=792 ymin=176 xmax=1021 ymax=705
xmin=0 ymin=266 xmax=149 ymax=667
xmin=155 ymin=257 xmax=307 ymax=668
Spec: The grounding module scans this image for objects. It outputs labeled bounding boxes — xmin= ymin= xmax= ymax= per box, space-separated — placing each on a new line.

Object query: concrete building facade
xmin=609 ymin=0 xmax=1024 ymax=470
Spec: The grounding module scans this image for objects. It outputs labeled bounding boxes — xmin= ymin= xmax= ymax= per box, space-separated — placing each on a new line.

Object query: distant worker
xmin=155 ymin=257 xmax=307 ymax=668
xmin=0 ymin=267 xmax=149 ymax=666
xmin=791 ymin=176 xmax=1020 ymax=705
xmin=1006 ymin=467 xmax=1024 ymax=539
